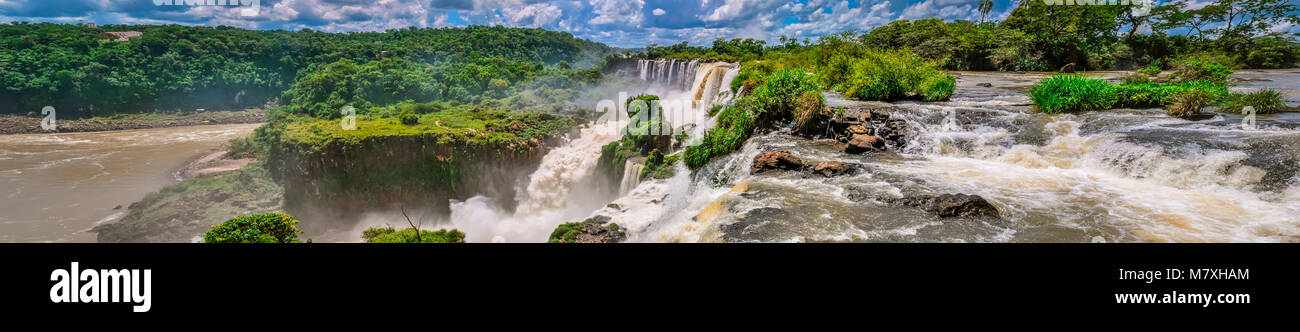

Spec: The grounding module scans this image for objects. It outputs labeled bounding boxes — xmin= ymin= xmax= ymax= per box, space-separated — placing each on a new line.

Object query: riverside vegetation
xmin=30 ymin=0 xmax=1296 ymax=243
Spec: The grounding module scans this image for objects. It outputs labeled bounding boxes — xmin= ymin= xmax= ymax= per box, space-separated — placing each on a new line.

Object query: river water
xmin=0 ymin=124 xmax=260 ymax=242
xmin=588 ymin=70 xmax=1300 ymax=243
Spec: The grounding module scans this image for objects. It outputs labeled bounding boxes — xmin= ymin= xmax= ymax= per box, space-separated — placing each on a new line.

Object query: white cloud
xmin=501 ymin=2 xmax=562 ymax=27
xmin=652 ymin=8 xmax=665 ymax=16
xmin=775 ymin=0 xmax=895 ymax=37
xmin=701 ymin=0 xmax=745 ymax=21
xmin=588 ymin=0 xmax=643 ymax=26
xmin=900 ymin=0 xmax=978 ymax=21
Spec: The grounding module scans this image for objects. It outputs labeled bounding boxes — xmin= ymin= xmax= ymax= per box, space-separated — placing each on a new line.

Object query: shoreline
xmin=172 ymin=148 xmax=257 ymax=181
xmin=0 ymin=110 xmax=266 ymax=135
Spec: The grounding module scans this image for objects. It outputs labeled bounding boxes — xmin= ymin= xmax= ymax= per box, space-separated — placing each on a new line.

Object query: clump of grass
xmin=1166 ymin=89 xmax=1214 ymax=118
xmin=791 ymin=90 xmax=828 ymax=136
xmin=1112 ymin=81 xmax=1228 ymax=108
xmin=1221 ymin=89 xmax=1286 ymax=114
xmin=1031 ymin=74 xmax=1231 ymax=114
xmin=1029 ymin=75 xmax=1117 ymax=113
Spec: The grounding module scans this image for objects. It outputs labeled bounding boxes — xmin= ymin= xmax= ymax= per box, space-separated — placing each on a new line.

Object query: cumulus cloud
xmin=501 ymin=2 xmax=561 ymax=27
xmin=901 ymin=0 xmax=977 ymax=21
xmin=587 ymin=0 xmax=643 ymax=26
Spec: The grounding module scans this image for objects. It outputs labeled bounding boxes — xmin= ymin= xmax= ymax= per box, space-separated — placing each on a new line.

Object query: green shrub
xmin=749 ymin=69 xmax=822 ymax=123
xmin=1243 ymin=37 xmax=1300 ymax=69
xmin=684 ymin=102 xmax=755 ymax=169
xmin=639 ymin=151 xmax=680 ymax=180
xmin=361 ymin=226 xmax=466 ymax=243
xmin=828 ymin=49 xmax=954 ymax=101
xmin=399 ymin=112 xmax=419 ymax=125
xmin=1169 ymin=60 xmax=1232 ymax=84
xmin=1221 ymin=89 xmax=1286 ymax=114
xmin=1167 ymin=89 xmax=1214 ymax=118
xmin=1029 ymin=75 xmax=1117 ymax=113
xmin=548 ymin=222 xmax=584 ymax=243
xmin=203 ymin=212 xmax=305 ymax=243
xmin=627 ymin=94 xmax=660 ymax=116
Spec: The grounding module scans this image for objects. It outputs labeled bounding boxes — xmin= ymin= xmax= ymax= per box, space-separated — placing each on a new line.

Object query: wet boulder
xmin=751 ymin=151 xmax=806 ymax=174
xmin=720 ymin=207 xmax=787 ymax=241
xmin=847 ymin=125 xmax=871 ymax=136
xmin=867 ymin=109 xmax=909 ymax=148
xmin=976 ymin=82 xmax=993 ymax=88
xmin=812 ymin=161 xmax=854 ymax=177
xmin=844 ymin=135 xmax=886 ymax=154
xmin=548 ymin=215 xmax=627 ymax=243
xmin=892 ymin=194 xmax=1001 ymax=219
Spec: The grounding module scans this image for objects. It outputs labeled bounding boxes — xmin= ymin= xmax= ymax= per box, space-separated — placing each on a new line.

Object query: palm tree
xmin=979 ymin=0 xmax=995 ymax=23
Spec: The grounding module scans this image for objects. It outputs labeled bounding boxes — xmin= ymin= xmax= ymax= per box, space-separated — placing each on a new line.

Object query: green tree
xmin=978 ymin=0 xmax=994 ymax=23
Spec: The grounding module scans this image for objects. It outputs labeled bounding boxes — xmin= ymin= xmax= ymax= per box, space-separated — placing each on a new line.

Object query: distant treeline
xmin=0 ymin=23 xmax=615 ymax=117
xmin=632 ymin=0 xmax=1299 ymax=71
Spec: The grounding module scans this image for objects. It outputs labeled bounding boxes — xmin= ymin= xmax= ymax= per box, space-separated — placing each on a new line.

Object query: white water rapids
xmin=456 ymin=68 xmax=1300 ymax=243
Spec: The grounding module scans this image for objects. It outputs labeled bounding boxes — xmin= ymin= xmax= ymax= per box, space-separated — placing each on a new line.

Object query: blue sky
xmin=0 ymin=0 xmax=1023 ymax=47
xmin=0 ymin=1 xmax=1291 ymax=48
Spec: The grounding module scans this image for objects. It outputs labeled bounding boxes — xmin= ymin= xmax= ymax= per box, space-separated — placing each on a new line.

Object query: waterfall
xmin=515 ymin=120 xmax=626 ymax=215
xmin=637 ymin=59 xmax=710 ymax=90
xmin=450 ymin=120 xmax=627 ymax=242
xmin=619 ymin=158 xmax=645 ymax=195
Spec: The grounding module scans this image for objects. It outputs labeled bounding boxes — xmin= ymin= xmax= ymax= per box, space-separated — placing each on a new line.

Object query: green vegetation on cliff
xmin=281 ymin=105 xmax=576 ymax=150
xmin=684 ymin=68 xmax=821 ymax=169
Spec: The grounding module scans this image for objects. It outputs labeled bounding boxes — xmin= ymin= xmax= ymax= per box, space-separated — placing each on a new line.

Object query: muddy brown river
xmin=0 ymin=124 xmax=259 ymax=242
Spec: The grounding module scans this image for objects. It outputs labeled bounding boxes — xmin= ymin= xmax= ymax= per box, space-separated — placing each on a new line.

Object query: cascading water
xmin=448 ymin=59 xmax=742 ymax=242
xmin=608 ymin=71 xmax=1300 ymax=243
xmin=636 ymin=59 xmax=715 ymax=91
xmin=619 ymin=159 xmax=645 ymax=195
xmin=448 ymin=119 xmax=625 ymax=242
